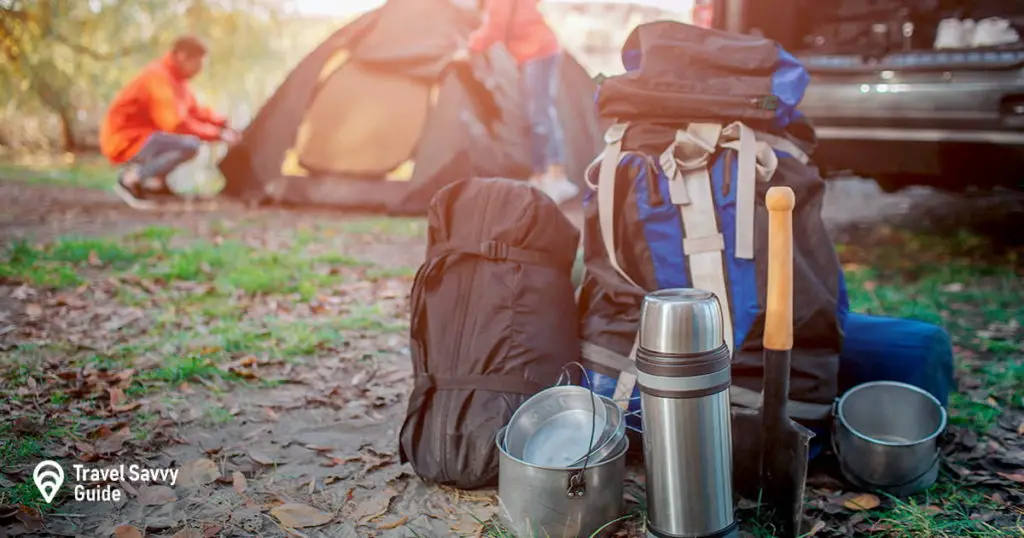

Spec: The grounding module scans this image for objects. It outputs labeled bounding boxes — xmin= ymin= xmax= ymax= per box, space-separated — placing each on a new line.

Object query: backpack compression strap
xmin=427 ymin=240 xmax=571 ymax=272
xmin=580 ymin=340 xmax=831 ymax=421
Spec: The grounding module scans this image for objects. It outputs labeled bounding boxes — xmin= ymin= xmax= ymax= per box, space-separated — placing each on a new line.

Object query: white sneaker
xmin=934 ymin=18 xmax=972 ymax=49
xmin=539 ymin=175 xmax=579 ymax=205
xmin=972 ymin=17 xmax=1020 ymax=48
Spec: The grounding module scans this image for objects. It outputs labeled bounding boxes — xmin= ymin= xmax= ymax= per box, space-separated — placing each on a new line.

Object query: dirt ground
xmin=1 ymin=177 xmax=1022 ymax=538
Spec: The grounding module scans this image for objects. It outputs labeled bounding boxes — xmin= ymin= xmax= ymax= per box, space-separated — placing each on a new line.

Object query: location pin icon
xmin=33 ymin=460 xmax=65 ymax=504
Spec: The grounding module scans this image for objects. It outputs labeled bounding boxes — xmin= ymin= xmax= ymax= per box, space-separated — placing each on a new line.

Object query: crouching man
xmin=100 ymin=35 xmax=240 ymax=209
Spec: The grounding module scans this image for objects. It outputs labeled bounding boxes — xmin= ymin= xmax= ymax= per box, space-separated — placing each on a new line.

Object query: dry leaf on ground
xmin=108 ymin=387 xmax=127 ymax=407
xmin=95 ymin=430 xmax=129 ymax=455
xmin=377 ymin=516 xmax=409 ymax=530
xmin=997 ymin=472 xmax=1024 ymax=484
xmin=249 ymin=449 xmax=284 ymax=465
xmin=232 ymin=471 xmax=247 ymax=494
xmin=24 ymin=303 xmax=43 ymax=319
xmin=269 ymin=503 xmax=333 ymax=528
xmin=137 ymin=485 xmax=177 ymax=506
xmin=806 ymin=520 xmax=826 ymax=536
xmin=178 ymin=458 xmax=220 ymax=487
xmin=842 ymin=493 xmax=880 ymax=511
xmin=351 ymin=489 xmax=398 ymax=522
xmin=171 ymin=529 xmax=203 ymax=538
xmin=113 ymin=524 xmax=144 ymax=538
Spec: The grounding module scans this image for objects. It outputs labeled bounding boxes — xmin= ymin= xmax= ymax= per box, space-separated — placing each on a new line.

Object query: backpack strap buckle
xmin=481 ymin=240 xmax=509 ymax=261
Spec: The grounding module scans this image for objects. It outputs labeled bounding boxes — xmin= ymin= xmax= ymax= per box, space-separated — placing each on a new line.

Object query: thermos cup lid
xmin=638 ymin=289 xmax=725 ymax=355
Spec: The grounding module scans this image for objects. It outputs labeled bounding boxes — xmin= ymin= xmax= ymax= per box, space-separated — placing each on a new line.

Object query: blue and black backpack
xmin=576 ymin=21 xmax=850 ymax=430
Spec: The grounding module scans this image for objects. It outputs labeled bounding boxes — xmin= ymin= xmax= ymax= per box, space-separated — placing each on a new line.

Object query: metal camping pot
xmin=496 ymin=426 xmax=627 ymax=537
xmin=637 ymin=289 xmax=738 ymax=538
xmin=833 ymin=381 xmax=947 ymax=497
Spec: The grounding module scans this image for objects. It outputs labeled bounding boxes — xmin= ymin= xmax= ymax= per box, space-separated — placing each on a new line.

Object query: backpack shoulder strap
xmin=754 ymin=131 xmax=810 ymax=165
xmin=668 ymin=122 xmax=736 ymax=356
xmin=594 ymin=122 xmax=641 ymax=289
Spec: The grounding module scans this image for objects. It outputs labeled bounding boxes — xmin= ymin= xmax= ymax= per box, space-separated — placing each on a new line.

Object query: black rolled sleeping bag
xmin=399 ymin=177 xmax=581 ymax=488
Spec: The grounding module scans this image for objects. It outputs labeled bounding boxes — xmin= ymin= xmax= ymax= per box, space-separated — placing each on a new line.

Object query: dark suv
xmin=697 ymin=0 xmax=1024 ymax=192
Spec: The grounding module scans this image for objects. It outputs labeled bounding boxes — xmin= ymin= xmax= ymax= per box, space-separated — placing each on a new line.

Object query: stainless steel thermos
xmin=638 ymin=289 xmax=738 ymax=538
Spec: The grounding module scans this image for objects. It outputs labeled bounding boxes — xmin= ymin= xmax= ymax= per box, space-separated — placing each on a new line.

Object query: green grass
xmin=830 ymin=229 xmax=1023 ymax=537
xmin=0 ymin=422 xmax=80 ymax=512
xmin=0 ymin=157 xmax=112 ymax=190
xmin=840 ymin=229 xmax=1023 ymax=428
xmin=0 ymin=219 xmax=421 ymax=514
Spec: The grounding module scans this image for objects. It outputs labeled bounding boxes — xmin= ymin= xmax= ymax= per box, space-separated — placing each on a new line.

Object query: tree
xmin=0 ymin=0 xmax=330 ymax=152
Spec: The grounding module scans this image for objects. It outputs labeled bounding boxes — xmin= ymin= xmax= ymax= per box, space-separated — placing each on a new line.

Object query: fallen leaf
xmin=24 ymin=303 xmax=43 ymax=319
xmin=805 ymin=520 xmax=826 ymax=536
xmin=119 ymin=480 xmax=138 ymax=498
xmin=249 ymin=449 xmax=283 ymax=465
xmin=351 ymin=489 xmax=398 ymax=522
xmin=178 ymin=458 xmax=220 ymax=487
xmin=171 ymin=530 xmax=203 ymax=538
xmin=232 ymin=471 xmax=247 ymax=494
xmin=137 ymin=485 xmax=177 ymax=506
xmin=95 ymin=431 xmax=128 ymax=455
xmin=997 ymin=472 xmax=1024 ymax=484
xmin=924 ymin=505 xmax=942 ymax=515
xmin=842 ymin=493 xmax=880 ymax=511
xmin=113 ymin=402 xmax=142 ymax=413
xmin=88 ymin=250 xmax=102 ymax=266
xmin=377 ymin=516 xmax=409 ymax=530
xmin=113 ymin=524 xmax=144 ymax=538
xmin=269 ymin=503 xmax=333 ymax=528
xmin=109 ymin=387 xmax=127 ymax=407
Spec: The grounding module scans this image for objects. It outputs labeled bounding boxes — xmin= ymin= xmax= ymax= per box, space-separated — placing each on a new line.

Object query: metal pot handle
xmin=830 ymin=397 xmax=841 ymax=458
xmin=555 ymin=362 xmax=596 ymax=498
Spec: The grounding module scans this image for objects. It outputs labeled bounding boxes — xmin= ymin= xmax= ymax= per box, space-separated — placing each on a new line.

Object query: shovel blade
xmin=763 ymin=418 xmax=814 ymax=537
xmin=730 ymin=407 xmax=763 ymax=500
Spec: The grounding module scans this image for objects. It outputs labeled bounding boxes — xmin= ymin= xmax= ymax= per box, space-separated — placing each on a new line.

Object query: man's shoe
xmin=113 ymin=170 xmax=159 ymax=210
xmin=540 ymin=174 xmax=580 ymax=205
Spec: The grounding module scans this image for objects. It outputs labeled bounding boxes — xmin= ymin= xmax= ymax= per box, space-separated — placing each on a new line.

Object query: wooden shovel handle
xmin=764 ymin=187 xmax=795 ymax=352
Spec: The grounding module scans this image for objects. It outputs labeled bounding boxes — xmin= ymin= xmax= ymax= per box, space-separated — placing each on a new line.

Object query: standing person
xmin=100 ymin=35 xmax=240 ymax=209
xmin=453 ymin=0 xmax=579 ymax=205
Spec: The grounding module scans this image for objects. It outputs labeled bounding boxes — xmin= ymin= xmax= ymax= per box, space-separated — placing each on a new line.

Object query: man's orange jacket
xmin=468 ymin=0 xmax=559 ymax=65
xmin=100 ymin=53 xmax=227 ymax=164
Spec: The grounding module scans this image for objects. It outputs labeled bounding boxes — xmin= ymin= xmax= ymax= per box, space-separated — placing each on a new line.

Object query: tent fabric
xmin=218 ymin=0 xmax=603 ymax=214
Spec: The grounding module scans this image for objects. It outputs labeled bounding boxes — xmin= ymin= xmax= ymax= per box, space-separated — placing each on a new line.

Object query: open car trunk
xmin=742 ymin=0 xmax=1024 ymax=72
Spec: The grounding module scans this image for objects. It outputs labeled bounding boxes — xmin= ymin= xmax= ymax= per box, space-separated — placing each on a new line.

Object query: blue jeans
xmin=521 ymin=53 xmax=565 ymax=174
xmin=128 ymin=132 xmax=200 ymax=180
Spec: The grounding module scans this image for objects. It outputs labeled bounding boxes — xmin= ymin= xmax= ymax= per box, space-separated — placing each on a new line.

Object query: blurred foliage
xmin=0 ymin=0 xmax=344 ymax=152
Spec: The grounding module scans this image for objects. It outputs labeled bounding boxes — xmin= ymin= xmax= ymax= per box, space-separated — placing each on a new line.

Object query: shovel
xmin=760 ymin=186 xmax=814 ymax=537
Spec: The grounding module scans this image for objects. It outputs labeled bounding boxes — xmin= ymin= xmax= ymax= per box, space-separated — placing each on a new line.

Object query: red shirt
xmin=468 ymin=0 xmax=560 ymax=65
xmin=100 ymin=53 xmax=227 ymax=164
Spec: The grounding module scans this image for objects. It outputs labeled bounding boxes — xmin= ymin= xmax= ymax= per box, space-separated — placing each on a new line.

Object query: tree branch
xmin=49 ymin=29 xmax=161 ymax=61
